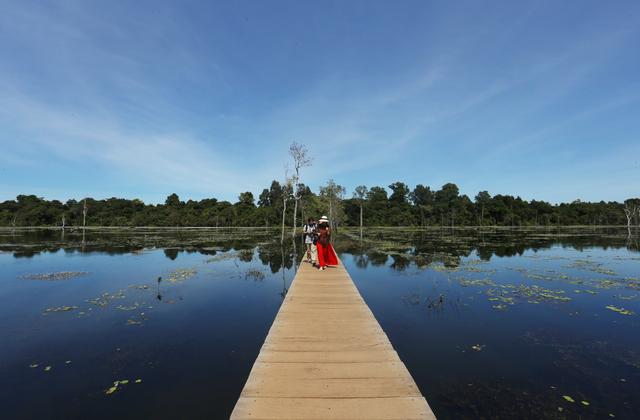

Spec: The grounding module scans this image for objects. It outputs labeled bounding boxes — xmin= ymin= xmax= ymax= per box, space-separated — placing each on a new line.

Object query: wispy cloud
xmin=0 ymin=88 xmax=261 ymax=199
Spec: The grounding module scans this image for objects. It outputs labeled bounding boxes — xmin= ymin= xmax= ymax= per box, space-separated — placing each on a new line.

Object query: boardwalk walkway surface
xmin=231 ymin=258 xmax=436 ymax=419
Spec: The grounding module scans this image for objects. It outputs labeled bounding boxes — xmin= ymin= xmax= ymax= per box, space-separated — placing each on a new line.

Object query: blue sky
xmin=1 ymin=0 xmax=639 ymax=204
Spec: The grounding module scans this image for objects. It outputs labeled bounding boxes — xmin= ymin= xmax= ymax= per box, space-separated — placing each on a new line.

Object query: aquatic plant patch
xmin=512 ymin=284 xmax=571 ymax=303
xmin=87 ymin=290 xmax=127 ymax=307
xmin=566 ymin=259 xmax=617 ymax=276
xmin=167 ymin=268 xmax=197 ymax=283
xmin=244 ymin=269 xmax=265 ymax=281
xmin=458 ymin=277 xmax=496 ymax=287
xmin=605 ymin=305 xmax=635 ymax=316
xmin=43 ymin=305 xmax=78 ymax=313
xmin=20 ymin=271 xmax=89 ymax=280
xmin=483 ymin=284 xmax=572 ymax=309
xmin=205 ymin=252 xmax=238 ymax=263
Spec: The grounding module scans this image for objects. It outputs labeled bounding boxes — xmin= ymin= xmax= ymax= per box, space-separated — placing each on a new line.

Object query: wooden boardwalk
xmin=231 ymin=258 xmax=435 ymax=419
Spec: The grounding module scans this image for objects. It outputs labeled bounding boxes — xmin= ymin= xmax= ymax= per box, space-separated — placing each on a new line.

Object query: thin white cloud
xmin=0 ymin=88 xmax=263 ymax=199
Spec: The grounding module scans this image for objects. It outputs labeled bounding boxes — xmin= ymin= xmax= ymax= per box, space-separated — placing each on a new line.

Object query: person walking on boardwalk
xmin=303 ymin=218 xmax=317 ymax=264
xmin=316 ymin=215 xmax=338 ymax=270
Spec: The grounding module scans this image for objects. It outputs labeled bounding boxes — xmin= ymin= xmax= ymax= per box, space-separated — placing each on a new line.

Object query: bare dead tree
xmin=624 ymin=206 xmax=633 ymax=233
xmin=624 ymin=199 xmax=640 ymax=236
xmin=289 ymin=142 xmax=312 ymax=238
xmin=353 ymin=185 xmax=368 ymax=240
xmin=281 ymin=168 xmax=293 ymax=244
xmin=82 ymin=199 xmax=88 ymax=229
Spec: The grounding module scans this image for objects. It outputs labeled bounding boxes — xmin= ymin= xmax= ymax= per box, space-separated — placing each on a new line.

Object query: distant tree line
xmin=0 ymin=181 xmax=638 ymax=228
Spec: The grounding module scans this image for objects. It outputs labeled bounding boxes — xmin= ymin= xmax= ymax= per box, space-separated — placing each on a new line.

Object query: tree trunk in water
xmin=359 ymin=203 xmax=363 ymax=240
xmin=281 ymin=198 xmax=287 ymax=244
xmin=292 ymin=198 xmax=298 ymax=238
xmin=279 ymin=245 xmax=287 ymax=298
xmin=82 ymin=200 xmax=87 ymax=229
xmin=292 ymin=235 xmax=298 ymax=273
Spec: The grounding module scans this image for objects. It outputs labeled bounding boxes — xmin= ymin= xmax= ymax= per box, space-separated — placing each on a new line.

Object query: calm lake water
xmin=1 ymin=227 xmax=639 ymax=419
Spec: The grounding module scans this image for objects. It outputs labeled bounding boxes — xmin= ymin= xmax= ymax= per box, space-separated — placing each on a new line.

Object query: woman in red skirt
xmin=316 ymin=216 xmax=338 ymax=270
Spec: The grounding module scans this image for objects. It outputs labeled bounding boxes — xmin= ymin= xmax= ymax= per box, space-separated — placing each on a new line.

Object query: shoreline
xmin=0 ymin=225 xmax=633 ymax=230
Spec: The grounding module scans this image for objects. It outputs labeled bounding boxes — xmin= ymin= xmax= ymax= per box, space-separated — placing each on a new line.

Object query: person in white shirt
xmin=303 ymin=218 xmax=318 ymax=265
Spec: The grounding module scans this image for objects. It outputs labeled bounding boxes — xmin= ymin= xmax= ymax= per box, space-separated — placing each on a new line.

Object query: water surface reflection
xmin=0 ymin=227 xmax=638 ymax=419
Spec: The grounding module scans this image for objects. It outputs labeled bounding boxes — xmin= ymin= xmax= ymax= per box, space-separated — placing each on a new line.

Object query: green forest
xmin=1 ymin=181 xmax=638 ymax=228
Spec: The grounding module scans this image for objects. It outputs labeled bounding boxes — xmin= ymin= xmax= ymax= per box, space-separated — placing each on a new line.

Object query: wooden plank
xmin=241 ymin=376 xmax=421 ymax=398
xmin=267 ymin=325 xmax=384 ymax=337
xmin=265 ymin=330 xmax=389 ymax=343
xmin=246 ymin=361 xmax=416 ymax=380
xmin=230 ymin=258 xmax=436 ymax=419
xmin=255 ymin=349 xmax=401 ymax=364
xmin=261 ymin=340 xmax=393 ymax=352
xmin=232 ymin=397 xmax=432 ymax=420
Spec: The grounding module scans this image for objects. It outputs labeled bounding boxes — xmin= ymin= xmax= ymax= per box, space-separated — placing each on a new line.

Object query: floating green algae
xmin=605 ymin=305 xmax=635 ymax=316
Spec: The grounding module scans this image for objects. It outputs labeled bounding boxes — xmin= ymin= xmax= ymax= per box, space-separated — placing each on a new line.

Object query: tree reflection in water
xmin=1 ymin=227 xmax=638 ymax=269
